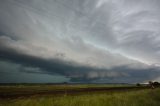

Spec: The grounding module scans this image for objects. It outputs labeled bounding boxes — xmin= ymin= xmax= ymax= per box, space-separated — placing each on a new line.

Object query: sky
xmin=0 ymin=0 xmax=160 ymax=83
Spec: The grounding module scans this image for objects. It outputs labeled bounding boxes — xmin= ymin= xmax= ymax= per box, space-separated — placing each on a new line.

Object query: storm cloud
xmin=0 ymin=0 xmax=160 ymax=83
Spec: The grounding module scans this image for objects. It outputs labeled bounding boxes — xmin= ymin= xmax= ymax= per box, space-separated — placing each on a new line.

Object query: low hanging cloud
xmin=0 ymin=0 xmax=160 ymax=83
xmin=0 ymin=46 xmax=160 ymax=83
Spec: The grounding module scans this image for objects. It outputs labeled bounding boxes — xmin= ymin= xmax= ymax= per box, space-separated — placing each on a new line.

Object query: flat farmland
xmin=0 ymin=84 xmax=160 ymax=106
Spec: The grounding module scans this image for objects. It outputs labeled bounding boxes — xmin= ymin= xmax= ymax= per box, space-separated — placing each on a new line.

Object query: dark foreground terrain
xmin=0 ymin=84 xmax=149 ymax=99
xmin=0 ymin=84 xmax=160 ymax=106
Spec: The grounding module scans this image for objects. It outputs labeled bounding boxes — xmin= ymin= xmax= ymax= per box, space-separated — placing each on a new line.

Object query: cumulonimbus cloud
xmin=0 ymin=0 xmax=160 ymax=83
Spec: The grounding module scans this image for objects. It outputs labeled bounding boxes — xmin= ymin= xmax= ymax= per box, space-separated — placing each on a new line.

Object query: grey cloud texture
xmin=0 ymin=0 xmax=160 ymax=83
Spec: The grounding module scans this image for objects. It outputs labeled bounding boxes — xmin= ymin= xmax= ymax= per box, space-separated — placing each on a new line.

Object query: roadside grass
xmin=0 ymin=88 xmax=160 ymax=106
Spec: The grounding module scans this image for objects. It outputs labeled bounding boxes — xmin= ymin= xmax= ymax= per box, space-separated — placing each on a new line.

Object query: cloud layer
xmin=0 ymin=0 xmax=160 ymax=83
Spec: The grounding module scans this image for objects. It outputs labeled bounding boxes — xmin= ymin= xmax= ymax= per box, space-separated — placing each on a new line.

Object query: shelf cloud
xmin=0 ymin=0 xmax=160 ymax=83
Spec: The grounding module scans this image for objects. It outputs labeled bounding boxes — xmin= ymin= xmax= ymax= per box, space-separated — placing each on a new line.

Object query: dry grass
xmin=0 ymin=85 xmax=159 ymax=106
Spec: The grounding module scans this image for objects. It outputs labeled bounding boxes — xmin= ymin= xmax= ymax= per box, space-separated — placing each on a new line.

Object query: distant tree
xmin=148 ymin=81 xmax=155 ymax=89
xmin=136 ymin=83 xmax=141 ymax=87
xmin=63 ymin=82 xmax=68 ymax=84
xmin=153 ymin=82 xmax=160 ymax=87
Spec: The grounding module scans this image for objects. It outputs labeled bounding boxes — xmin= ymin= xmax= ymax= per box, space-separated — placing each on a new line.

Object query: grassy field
xmin=0 ymin=84 xmax=160 ymax=106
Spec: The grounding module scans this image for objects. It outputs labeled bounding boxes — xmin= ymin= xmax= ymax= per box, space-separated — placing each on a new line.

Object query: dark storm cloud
xmin=1 ymin=0 xmax=160 ymax=83
xmin=0 ymin=60 xmax=69 ymax=83
xmin=0 ymin=48 xmax=123 ymax=79
xmin=0 ymin=47 xmax=160 ymax=83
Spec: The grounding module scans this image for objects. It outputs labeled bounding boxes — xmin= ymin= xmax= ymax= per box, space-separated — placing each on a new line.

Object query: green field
xmin=0 ymin=84 xmax=160 ymax=106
